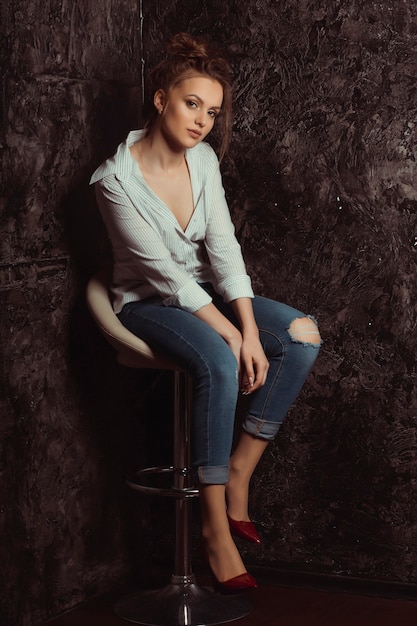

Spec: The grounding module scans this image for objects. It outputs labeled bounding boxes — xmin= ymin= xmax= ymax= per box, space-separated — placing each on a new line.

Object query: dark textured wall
xmin=1 ymin=2 xmax=143 ymax=625
xmin=143 ymin=0 xmax=417 ymax=583
xmin=2 ymin=0 xmax=417 ymax=624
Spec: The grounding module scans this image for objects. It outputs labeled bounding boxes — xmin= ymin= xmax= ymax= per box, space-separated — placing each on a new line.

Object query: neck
xmin=140 ymin=128 xmax=186 ymax=173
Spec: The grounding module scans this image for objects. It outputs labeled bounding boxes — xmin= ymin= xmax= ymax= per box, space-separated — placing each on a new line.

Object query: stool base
xmin=114 ymin=577 xmax=253 ymax=626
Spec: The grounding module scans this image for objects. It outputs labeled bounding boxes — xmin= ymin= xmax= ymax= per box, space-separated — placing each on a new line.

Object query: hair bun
xmin=166 ymin=32 xmax=211 ymax=60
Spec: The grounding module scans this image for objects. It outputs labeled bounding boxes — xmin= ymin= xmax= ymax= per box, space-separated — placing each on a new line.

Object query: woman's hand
xmin=229 ymin=297 xmax=269 ymax=394
xmin=239 ymin=334 xmax=269 ymax=395
xmin=194 ymin=299 xmax=269 ymax=392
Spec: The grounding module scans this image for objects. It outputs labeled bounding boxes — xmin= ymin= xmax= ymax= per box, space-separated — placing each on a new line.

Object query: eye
xmin=208 ymin=110 xmax=218 ymax=118
xmin=187 ymin=100 xmax=198 ymax=108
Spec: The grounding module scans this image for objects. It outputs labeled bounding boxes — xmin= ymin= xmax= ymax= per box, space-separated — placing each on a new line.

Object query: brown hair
xmin=144 ymin=33 xmax=232 ymax=160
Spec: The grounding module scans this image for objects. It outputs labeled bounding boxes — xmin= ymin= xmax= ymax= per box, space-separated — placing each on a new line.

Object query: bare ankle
xmin=202 ymin=534 xmax=247 ymax=582
xmin=225 ymin=481 xmax=250 ymax=522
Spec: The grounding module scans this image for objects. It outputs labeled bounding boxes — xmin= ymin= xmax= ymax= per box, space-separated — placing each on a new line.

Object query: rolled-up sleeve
xmin=203 ymin=153 xmax=254 ymax=302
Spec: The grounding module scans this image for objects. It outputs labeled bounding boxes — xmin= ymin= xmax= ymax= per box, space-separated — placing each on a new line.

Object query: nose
xmin=195 ymin=111 xmax=207 ymax=127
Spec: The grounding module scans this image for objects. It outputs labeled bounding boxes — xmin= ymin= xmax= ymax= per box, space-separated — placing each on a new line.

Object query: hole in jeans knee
xmin=288 ymin=317 xmax=321 ymax=346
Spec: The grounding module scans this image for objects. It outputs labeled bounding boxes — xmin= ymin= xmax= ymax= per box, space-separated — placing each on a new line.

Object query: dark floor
xmin=46 ymin=577 xmax=417 ymax=626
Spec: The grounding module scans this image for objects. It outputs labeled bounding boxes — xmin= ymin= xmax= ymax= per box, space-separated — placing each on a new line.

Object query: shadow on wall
xmin=1 ymin=1 xmax=152 ymax=623
xmin=60 ymin=78 xmax=179 ymax=599
xmin=62 ymin=80 xmax=141 ymax=278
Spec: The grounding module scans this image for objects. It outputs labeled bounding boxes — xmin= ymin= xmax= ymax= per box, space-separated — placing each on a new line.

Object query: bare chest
xmin=143 ymin=163 xmax=194 ymax=232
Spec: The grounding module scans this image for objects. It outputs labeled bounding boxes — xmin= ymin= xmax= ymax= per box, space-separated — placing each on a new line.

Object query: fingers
xmin=240 ymin=356 xmax=255 ymax=393
xmin=241 ymin=359 xmax=269 ymax=395
xmin=240 ymin=374 xmax=254 ymax=395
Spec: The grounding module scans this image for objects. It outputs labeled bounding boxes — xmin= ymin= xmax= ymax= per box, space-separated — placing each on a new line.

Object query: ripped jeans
xmin=117 ymin=285 xmax=321 ymax=485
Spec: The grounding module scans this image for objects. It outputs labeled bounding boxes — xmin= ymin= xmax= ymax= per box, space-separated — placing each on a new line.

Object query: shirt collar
xmin=89 ymin=130 xmax=145 ymax=185
xmin=90 ymin=129 xmax=196 ymax=185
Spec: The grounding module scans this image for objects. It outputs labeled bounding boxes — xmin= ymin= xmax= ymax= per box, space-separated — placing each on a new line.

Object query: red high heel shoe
xmin=211 ymin=571 xmax=258 ymax=595
xmin=200 ymin=541 xmax=257 ymax=595
xmin=227 ymin=513 xmax=262 ymax=545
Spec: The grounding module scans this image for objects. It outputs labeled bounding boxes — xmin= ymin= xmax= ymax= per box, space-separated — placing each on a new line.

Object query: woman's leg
xmin=118 ymin=300 xmax=248 ymax=581
xmin=226 ymin=297 xmax=322 ymax=521
xmin=243 ymin=296 xmax=321 ymax=439
xmin=118 ymin=299 xmax=239 ymax=483
xmin=199 ymin=485 xmax=247 ymax=582
xmin=227 ymin=433 xmax=269 ymax=522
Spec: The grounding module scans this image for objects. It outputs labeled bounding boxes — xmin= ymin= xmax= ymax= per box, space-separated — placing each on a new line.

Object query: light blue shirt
xmin=90 ymin=130 xmax=254 ymax=313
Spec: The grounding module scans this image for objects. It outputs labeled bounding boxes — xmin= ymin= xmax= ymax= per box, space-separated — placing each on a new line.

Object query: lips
xmin=187 ymin=129 xmax=202 ymax=139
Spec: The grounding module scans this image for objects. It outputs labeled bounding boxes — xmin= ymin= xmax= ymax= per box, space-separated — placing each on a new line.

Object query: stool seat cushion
xmin=86 ymin=271 xmax=179 ymax=370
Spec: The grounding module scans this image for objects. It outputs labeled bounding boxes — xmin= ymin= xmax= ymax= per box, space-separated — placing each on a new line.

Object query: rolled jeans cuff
xmin=243 ymin=414 xmax=281 ymax=441
xmin=198 ymin=465 xmax=230 ymax=485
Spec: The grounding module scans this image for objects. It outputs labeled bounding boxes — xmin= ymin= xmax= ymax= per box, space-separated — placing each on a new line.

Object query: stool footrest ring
xmin=127 ymin=466 xmax=199 ymax=498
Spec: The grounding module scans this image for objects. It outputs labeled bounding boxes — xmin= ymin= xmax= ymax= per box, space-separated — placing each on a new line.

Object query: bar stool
xmin=86 ymin=271 xmax=253 ymax=626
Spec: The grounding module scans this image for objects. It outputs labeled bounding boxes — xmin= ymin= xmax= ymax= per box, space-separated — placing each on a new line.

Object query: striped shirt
xmin=90 ymin=130 xmax=254 ymax=314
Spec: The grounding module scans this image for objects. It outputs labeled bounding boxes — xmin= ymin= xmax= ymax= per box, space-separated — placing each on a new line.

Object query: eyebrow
xmin=185 ymin=93 xmax=222 ymax=110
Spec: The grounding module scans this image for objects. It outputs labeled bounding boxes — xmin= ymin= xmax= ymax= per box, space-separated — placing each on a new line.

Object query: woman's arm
xmin=197 ymin=149 xmax=268 ymax=391
xmin=194 ymin=302 xmax=243 ymax=366
xmin=194 ymin=297 xmax=269 ymax=394
xmin=203 ymin=152 xmax=254 ymax=303
xmin=230 ymin=297 xmax=269 ymax=394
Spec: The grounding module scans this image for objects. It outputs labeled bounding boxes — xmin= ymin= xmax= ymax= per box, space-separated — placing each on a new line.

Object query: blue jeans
xmin=118 ymin=286 xmax=321 ymax=485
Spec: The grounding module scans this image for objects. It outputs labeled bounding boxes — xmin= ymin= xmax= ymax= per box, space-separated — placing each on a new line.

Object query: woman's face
xmin=155 ymin=74 xmax=223 ymax=150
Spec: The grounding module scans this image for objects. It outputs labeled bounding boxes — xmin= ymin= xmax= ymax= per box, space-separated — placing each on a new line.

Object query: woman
xmin=90 ymin=33 xmax=321 ymax=593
